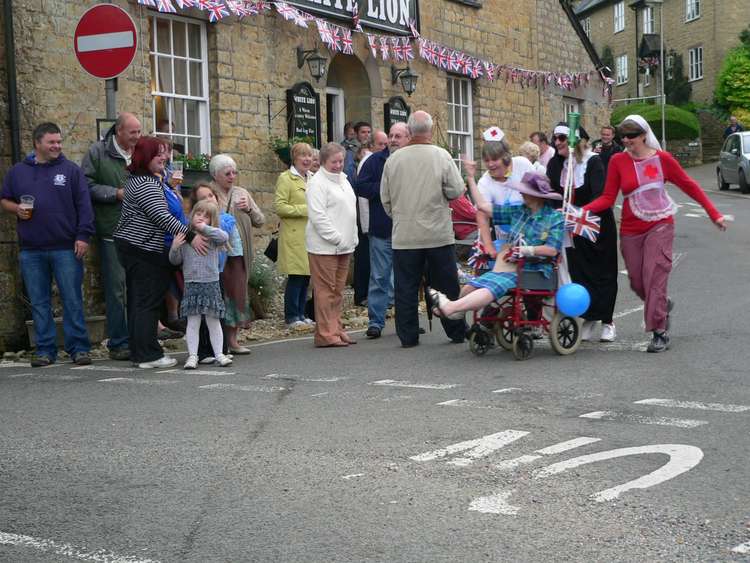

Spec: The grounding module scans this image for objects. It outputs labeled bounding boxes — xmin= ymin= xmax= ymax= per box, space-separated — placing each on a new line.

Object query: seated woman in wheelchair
xmin=430 ymin=164 xmax=564 ymax=319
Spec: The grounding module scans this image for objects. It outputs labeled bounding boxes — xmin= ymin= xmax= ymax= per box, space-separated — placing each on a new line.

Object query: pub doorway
xmin=325 ymin=53 xmax=372 ymax=142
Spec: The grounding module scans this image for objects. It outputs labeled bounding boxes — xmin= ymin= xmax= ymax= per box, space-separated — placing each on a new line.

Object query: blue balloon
xmin=556 ymin=283 xmax=591 ymax=317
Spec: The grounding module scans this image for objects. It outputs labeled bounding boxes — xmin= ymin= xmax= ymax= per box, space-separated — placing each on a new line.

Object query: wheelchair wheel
xmin=469 ymin=326 xmax=493 ymax=356
xmin=549 ymin=312 xmax=582 ymax=356
xmin=494 ymin=318 xmax=514 ymax=350
xmin=512 ymin=332 xmax=534 ymax=361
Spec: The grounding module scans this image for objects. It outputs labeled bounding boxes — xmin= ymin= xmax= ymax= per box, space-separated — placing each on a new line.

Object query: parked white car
xmin=717 ymin=131 xmax=750 ymax=193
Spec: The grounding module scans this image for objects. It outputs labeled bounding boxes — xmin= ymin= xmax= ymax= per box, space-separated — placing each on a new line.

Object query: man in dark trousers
xmin=1 ymin=123 xmax=95 ymax=367
xmin=381 ymin=111 xmax=467 ymax=347
xmin=355 ymin=122 xmax=411 ymax=339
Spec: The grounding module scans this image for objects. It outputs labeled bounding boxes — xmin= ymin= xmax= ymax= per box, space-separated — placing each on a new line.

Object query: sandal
xmin=426 ymin=287 xmax=465 ymax=321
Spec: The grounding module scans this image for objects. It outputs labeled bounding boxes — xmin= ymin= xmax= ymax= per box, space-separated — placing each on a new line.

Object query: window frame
xmin=643 ymin=6 xmax=655 ymax=34
xmin=613 ymin=1 xmax=625 ymax=33
xmin=688 ymin=46 xmax=703 ymax=82
xmin=446 ymin=76 xmax=474 ymax=171
xmin=616 ymin=54 xmax=628 ymax=85
xmin=149 ymin=12 xmax=211 ymax=156
xmin=644 ymin=66 xmax=651 ymax=87
xmin=685 ymin=0 xmax=700 ymax=22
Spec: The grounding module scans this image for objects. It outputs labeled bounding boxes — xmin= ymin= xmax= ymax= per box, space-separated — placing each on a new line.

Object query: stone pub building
xmin=0 ymin=0 xmax=610 ymax=350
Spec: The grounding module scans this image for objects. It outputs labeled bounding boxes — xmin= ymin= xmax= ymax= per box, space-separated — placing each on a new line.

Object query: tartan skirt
xmin=467 ymin=271 xmax=518 ymax=301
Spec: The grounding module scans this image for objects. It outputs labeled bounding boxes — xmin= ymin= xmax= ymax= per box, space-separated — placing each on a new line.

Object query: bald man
xmin=81 ymin=112 xmax=142 ymax=361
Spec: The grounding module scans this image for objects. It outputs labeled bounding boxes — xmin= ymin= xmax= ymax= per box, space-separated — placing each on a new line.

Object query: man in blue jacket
xmin=1 ymin=123 xmax=95 ymax=367
xmin=355 ymin=122 xmax=410 ymax=338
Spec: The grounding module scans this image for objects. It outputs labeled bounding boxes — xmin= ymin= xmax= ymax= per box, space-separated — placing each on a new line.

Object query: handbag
xmin=264 ymin=233 xmax=279 ymax=262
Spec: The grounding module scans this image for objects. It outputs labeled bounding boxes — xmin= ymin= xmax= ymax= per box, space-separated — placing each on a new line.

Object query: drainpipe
xmin=4 ymin=0 xmax=22 ymax=163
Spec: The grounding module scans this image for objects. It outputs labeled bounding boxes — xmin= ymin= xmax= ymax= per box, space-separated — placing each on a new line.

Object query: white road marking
xmin=596 ymin=340 xmax=650 ymax=352
xmin=492 ymin=387 xmax=522 ymax=394
xmin=613 ymin=306 xmax=644 ymax=319
xmin=198 ymin=383 xmax=287 ymax=392
xmin=311 ymin=392 xmax=329 ymax=397
xmin=6 ymin=372 xmax=32 ymax=378
xmin=370 ymin=379 xmax=459 ymax=390
xmin=73 ymin=365 xmax=137 ymax=372
xmin=342 ymin=473 xmax=366 ymax=480
xmin=731 ymin=541 xmax=750 ymax=554
xmin=410 ymin=430 xmax=529 ymax=466
xmin=264 ymin=373 xmax=348 ymax=382
xmin=493 ymin=437 xmax=601 ymax=471
xmin=0 ymin=362 xmax=31 ymax=368
xmin=634 ymin=398 xmax=750 ymax=413
xmin=157 ymin=368 xmax=237 ymax=376
xmin=0 ymin=530 xmax=160 ymax=562
xmin=534 ymin=444 xmax=704 ymax=502
xmin=97 ymin=377 xmax=178 ymax=385
xmin=436 ymin=399 xmax=500 ymax=409
xmin=468 ymin=490 xmax=520 ymax=515
xmin=579 ymin=410 xmax=707 ymax=428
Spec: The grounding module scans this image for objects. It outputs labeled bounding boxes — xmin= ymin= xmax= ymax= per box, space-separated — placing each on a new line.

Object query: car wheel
xmin=717 ymin=169 xmax=729 ymax=191
xmin=740 ymin=170 xmax=750 ymax=194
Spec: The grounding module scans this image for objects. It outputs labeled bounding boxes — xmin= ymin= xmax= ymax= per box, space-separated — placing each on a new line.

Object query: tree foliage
xmin=610 ymin=103 xmax=700 ymax=140
xmin=664 ymin=50 xmax=692 ymax=106
xmin=715 ymin=28 xmax=750 ymax=113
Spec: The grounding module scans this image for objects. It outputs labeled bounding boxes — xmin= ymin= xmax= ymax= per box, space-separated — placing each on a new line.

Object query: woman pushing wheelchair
xmin=428 ymin=160 xmax=565 ymax=319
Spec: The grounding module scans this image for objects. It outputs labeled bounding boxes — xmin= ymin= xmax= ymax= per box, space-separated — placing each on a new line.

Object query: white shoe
xmin=183 ymin=355 xmax=198 ymax=370
xmin=580 ymin=320 xmax=597 ymax=342
xmin=138 ymin=356 xmax=177 ymax=369
xmin=302 ymin=317 xmax=315 ymax=325
xmin=199 ymin=356 xmax=215 ymax=365
xmin=286 ymin=320 xmax=306 ymax=330
xmin=216 ymin=354 xmax=233 ymax=367
xmin=600 ymin=323 xmax=616 ymax=342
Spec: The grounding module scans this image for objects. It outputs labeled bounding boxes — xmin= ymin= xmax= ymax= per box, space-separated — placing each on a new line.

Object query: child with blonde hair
xmin=169 ymin=200 xmax=231 ymax=369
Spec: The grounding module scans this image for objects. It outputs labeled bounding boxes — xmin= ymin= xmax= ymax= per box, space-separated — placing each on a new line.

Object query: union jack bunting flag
xmin=448 ymin=50 xmax=459 ymax=72
xmin=469 ymin=58 xmax=483 ymax=79
xmin=329 ymin=25 xmax=342 ymax=51
xmin=317 ymin=20 xmax=334 ymax=47
xmin=379 ymin=37 xmax=390 ymax=60
xmin=564 ymin=205 xmax=601 ymax=242
xmin=341 ymin=28 xmax=354 ymax=54
xmin=207 ymin=1 xmax=229 ymax=20
xmin=367 ymin=34 xmax=378 ymax=58
xmin=437 ymin=47 xmax=449 ymax=69
xmin=137 ymin=0 xmax=157 ymax=6
xmin=174 ymin=0 xmax=194 ymax=7
xmin=402 ymin=37 xmax=414 ymax=61
xmin=390 ymin=37 xmax=404 ymax=61
xmin=156 ymin=0 xmax=177 ymax=12
xmin=274 ymin=2 xmax=296 ymax=20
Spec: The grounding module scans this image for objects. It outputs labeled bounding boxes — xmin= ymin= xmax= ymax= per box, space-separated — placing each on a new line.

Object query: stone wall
xmin=0 ymin=0 xmax=612 ymax=351
xmin=669 ymin=138 xmax=703 ymax=168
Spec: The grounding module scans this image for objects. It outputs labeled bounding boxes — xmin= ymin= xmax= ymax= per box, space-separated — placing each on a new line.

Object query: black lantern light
xmin=391 ymin=65 xmax=419 ymax=96
xmin=296 ymin=45 xmax=328 ymax=82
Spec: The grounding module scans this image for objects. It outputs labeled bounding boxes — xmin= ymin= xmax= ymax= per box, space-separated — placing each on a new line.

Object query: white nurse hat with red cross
xmin=482 ymin=126 xmax=505 ymax=142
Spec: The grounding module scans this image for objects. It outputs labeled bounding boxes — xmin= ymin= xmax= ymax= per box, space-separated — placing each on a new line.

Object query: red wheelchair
xmin=466 ymin=256 xmax=582 ymax=360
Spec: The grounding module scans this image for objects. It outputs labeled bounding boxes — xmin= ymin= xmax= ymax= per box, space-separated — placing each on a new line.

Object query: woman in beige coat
xmin=275 ymin=143 xmax=314 ymax=328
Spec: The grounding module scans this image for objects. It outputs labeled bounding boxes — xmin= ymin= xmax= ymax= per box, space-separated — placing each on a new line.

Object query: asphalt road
xmin=1 ymin=164 xmax=749 ymax=562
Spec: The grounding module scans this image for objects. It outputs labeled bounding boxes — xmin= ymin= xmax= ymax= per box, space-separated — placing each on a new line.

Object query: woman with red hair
xmin=114 ymin=136 xmax=207 ymax=368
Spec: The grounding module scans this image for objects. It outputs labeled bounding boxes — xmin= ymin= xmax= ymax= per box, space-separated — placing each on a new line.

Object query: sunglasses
xmin=553 ymin=134 xmax=568 ymax=142
xmin=621 ymin=131 xmax=645 ymax=139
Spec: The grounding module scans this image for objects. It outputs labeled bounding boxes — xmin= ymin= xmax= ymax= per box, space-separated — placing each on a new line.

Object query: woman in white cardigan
xmin=305 ymin=142 xmax=359 ymax=347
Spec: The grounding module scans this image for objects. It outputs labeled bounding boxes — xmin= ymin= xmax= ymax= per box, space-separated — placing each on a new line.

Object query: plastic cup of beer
xmin=171 ymin=161 xmax=184 ymax=183
xmin=19 ymin=195 xmax=34 ymax=219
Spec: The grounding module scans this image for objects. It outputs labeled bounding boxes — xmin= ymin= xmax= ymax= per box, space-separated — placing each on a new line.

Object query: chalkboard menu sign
xmin=286 ymin=81 xmax=322 ymax=148
xmin=384 ymin=96 xmax=411 ymax=132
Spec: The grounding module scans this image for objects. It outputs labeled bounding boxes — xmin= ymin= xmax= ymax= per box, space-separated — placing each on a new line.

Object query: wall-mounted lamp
xmin=296 ymin=45 xmax=328 ymax=82
xmin=391 ymin=65 xmax=419 ymax=96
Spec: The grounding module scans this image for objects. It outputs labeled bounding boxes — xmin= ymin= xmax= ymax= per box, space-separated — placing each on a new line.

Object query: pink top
xmin=584 ymin=150 xmax=721 ymax=236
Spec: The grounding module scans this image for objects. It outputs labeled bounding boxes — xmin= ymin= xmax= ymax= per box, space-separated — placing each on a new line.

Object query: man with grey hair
xmin=355 ymin=122 xmax=410 ymax=339
xmin=380 ymin=111 xmax=466 ymax=347
xmin=81 ymin=112 xmax=141 ymax=360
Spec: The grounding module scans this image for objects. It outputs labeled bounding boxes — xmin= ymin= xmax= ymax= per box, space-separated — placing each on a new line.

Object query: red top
xmin=584 ymin=150 xmax=722 ymax=236
xmin=449 ymin=195 xmax=478 ymax=239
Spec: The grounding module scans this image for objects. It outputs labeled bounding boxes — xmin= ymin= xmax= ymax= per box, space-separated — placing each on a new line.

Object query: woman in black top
xmin=114 ymin=136 xmax=206 ymax=368
xmin=547 ymin=123 xmax=619 ymax=342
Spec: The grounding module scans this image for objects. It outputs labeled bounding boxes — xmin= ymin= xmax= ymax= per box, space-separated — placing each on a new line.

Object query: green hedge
xmin=609 ymin=103 xmax=700 ymax=140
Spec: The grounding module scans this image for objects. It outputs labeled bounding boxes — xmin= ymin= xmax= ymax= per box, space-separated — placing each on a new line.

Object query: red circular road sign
xmin=74 ymin=4 xmax=138 ymax=80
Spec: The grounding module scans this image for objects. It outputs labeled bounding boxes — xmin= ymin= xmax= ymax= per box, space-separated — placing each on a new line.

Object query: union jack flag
xmin=424 ymin=41 xmax=437 ymax=64
xmin=448 ymin=50 xmax=459 ymax=72
xmin=137 ymin=0 xmax=157 ymax=6
xmin=390 ymin=37 xmax=404 ymax=61
xmin=274 ymin=2 xmax=296 ymax=20
xmin=437 ymin=47 xmax=448 ymax=69
xmin=292 ymin=8 xmax=308 ymax=27
xmin=173 ymin=0 xmax=194 ymax=8
xmin=207 ymin=1 xmax=229 ymax=20
xmin=484 ymin=61 xmax=496 ymax=81
xmin=564 ymin=204 xmax=601 ymax=242
xmin=379 ymin=37 xmax=390 ymax=60
xmin=341 ymin=28 xmax=354 ymax=54
xmin=402 ymin=37 xmax=414 ymax=61
xmin=351 ymin=7 xmax=362 ymax=31
xmin=156 ymin=0 xmax=176 ymax=11
xmin=367 ymin=34 xmax=378 ymax=58
xmin=467 ymin=240 xmax=489 ymax=271
xmin=330 ymin=25 xmax=342 ymax=51
xmin=194 ymin=0 xmax=213 ymax=9
xmin=317 ymin=21 xmax=334 ymax=47
xmin=408 ymin=19 xmax=420 ymax=38
xmin=469 ymin=58 xmax=483 ymax=79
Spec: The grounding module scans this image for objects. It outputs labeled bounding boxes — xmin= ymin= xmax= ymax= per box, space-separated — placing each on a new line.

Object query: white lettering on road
xmin=535 ymin=444 xmax=704 ymax=502
xmin=468 ymin=490 xmax=520 ymax=515
xmin=0 ymin=530 xmax=160 ymax=562
xmin=493 ymin=437 xmax=601 ymax=471
xmin=410 ymin=430 xmax=529 ymax=466
xmin=436 ymin=399 xmax=500 ymax=409
xmin=0 ymin=362 xmax=32 ymax=368
xmin=732 ymin=541 xmax=750 ymax=554
xmin=370 ymin=379 xmax=460 ymax=390
xmin=634 ymin=398 xmax=750 ymax=413
xmin=579 ymin=410 xmax=707 ymax=428
xmin=199 ymin=383 xmax=287 ymax=392
xmin=342 ymin=473 xmax=366 ymax=480
xmin=74 ymin=365 xmax=137 ymax=372
xmin=492 ymin=387 xmax=523 ymax=394
xmin=97 ymin=377 xmax=178 ymax=385
xmin=264 ymin=373 xmax=348 ymax=382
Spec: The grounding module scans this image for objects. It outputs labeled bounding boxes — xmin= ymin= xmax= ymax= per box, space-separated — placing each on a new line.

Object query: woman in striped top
xmin=114 ymin=136 xmax=207 ymax=369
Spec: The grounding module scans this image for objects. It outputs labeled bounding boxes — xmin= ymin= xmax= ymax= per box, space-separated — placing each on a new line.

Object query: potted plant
xmin=269 ymin=136 xmax=314 ymax=166
xmin=173 ymin=153 xmax=212 ymax=188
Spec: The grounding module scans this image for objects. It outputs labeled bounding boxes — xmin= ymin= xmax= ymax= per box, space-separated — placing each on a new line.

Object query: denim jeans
xmin=367 ymin=236 xmax=394 ymax=330
xmin=98 ymin=238 xmax=129 ymax=351
xmin=284 ymin=274 xmax=310 ymax=323
xmin=19 ymin=249 xmax=90 ymax=360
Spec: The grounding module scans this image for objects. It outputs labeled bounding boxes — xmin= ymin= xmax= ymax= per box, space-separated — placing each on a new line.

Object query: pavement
xmin=1 ymin=162 xmax=749 ymax=562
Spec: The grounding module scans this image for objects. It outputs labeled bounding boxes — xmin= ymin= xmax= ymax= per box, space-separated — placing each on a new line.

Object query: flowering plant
xmin=173 ymin=153 xmax=211 ymax=171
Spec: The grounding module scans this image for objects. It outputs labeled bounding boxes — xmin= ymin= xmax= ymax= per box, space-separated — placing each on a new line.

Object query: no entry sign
xmin=74 ymin=4 xmax=137 ymax=80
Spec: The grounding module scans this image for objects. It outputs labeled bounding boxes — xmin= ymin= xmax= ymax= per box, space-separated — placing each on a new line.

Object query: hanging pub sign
xmin=287 ymin=0 xmax=419 ymax=35
xmin=384 ymin=96 xmax=411 ymax=132
xmin=286 ymin=81 xmax=322 ymax=148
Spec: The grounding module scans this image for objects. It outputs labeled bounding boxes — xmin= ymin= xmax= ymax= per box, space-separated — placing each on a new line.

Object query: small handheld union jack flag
xmin=564 ymin=204 xmax=601 ymax=242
